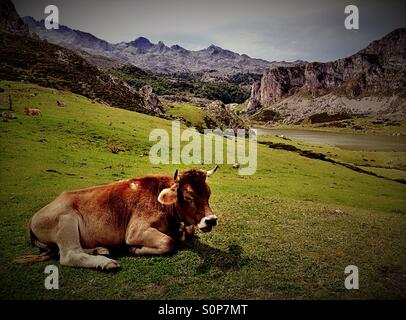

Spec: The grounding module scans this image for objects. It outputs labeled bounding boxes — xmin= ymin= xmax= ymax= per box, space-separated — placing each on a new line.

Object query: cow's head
xmin=158 ymin=166 xmax=219 ymax=232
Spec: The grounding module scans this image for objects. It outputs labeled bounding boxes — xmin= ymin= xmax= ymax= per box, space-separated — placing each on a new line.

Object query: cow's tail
xmin=14 ymin=250 xmax=54 ymax=263
xmin=15 ymin=219 xmax=55 ymax=264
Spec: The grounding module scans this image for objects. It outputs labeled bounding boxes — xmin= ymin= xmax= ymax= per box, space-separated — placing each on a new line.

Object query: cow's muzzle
xmin=197 ymin=214 xmax=218 ymax=232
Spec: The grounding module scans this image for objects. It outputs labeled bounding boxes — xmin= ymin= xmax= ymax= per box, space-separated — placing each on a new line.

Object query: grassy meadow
xmin=164 ymin=102 xmax=207 ymax=128
xmin=257 ymin=135 xmax=406 ymax=181
xmin=0 ymin=81 xmax=405 ymax=299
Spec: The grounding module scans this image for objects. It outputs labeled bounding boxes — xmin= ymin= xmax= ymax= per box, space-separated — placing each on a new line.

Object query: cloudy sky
xmin=14 ymin=0 xmax=406 ymax=62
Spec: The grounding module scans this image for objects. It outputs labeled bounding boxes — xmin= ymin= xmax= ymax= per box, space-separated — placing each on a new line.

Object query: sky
xmin=13 ymin=0 xmax=406 ymax=62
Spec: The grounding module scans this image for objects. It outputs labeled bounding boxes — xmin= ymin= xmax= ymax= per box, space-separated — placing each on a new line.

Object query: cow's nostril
xmin=206 ymin=217 xmax=217 ymax=227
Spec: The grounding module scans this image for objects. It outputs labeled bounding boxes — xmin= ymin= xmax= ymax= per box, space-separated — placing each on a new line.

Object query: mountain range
xmin=0 ymin=0 xmax=160 ymax=115
xmin=2 ymin=1 xmax=405 ymax=126
xmin=23 ymin=16 xmax=305 ymax=76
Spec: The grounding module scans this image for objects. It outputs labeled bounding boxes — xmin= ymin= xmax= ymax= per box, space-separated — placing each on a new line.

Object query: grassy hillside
xmin=258 ymin=135 xmax=406 ymax=181
xmin=164 ymin=102 xmax=207 ymax=128
xmin=0 ymin=81 xmax=405 ymax=299
xmin=0 ymin=31 xmax=147 ymax=113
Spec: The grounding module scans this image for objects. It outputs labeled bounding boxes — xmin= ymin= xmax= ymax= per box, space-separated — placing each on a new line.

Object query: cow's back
xmin=71 ymin=176 xmax=175 ymax=248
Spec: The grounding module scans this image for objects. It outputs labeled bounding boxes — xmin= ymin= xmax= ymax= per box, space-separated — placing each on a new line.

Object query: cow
xmin=24 ymin=107 xmax=42 ymax=116
xmin=15 ymin=166 xmax=219 ymax=270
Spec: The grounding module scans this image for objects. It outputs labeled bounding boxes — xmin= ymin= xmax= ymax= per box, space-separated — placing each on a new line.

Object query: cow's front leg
xmin=83 ymin=247 xmax=110 ymax=256
xmin=178 ymin=223 xmax=195 ymax=241
xmin=57 ymin=214 xmax=120 ymax=270
xmin=185 ymin=225 xmax=195 ymax=238
xmin=126 ymin=227 xmax=175 ymax=256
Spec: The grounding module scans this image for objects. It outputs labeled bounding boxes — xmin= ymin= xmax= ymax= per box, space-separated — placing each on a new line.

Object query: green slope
xmin=164 ymin=102 xmax=207 ymax=128
xmin=0 ymin=81 xmax=405 ymax=299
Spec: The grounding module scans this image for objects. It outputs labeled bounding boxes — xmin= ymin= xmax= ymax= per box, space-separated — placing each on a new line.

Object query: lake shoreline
xmin=251 ymin=121 xmax=406 ymax=136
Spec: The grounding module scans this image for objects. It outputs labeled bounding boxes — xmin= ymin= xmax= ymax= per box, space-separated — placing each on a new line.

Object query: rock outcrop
xmin=255 ymin=28 xmax=406 ymax=106
xmin=205 ymin=100 xmax=247 ymax=131
xmin=247 ymin=28 xmax=406 ymax=123
xmin=0 ymin=0 xmax=29 ymax=34
xmin=253 ymin=93 xmax=406 ymax=124
xmin=139 ymin=85 xmax=164 ymax=115
xmin=160 ymin=95 xmax=246 ymax=130
xmin=250 ymin=81 xmax=261 ymax=101
xmin=246 ymin=98 xmax=262 ymax=114
xmin=245 ymin=80 xmax=262 ymax=114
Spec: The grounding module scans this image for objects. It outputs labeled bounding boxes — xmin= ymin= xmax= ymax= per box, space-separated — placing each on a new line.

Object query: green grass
xmin=1 ymin=81 xmax=406 ymax=299
xmin=258 ymin=135 xmax=406 ymax=180
xmin=163 ymin=102 xmax=207 ymax=128
xmin=231 ymin=103 xmax=248 ymax=113
xmin=358 ymin=167 xmax=406 ymax=181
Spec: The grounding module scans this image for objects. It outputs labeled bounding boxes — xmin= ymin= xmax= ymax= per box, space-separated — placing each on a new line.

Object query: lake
xmin=255 ymin=128 xmax=406 ymax=152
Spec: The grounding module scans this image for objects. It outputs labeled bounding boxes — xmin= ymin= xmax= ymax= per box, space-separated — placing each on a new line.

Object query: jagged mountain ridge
xmin=0 ymin=0 xmax=161 ymax=115
xmin=23 ymin=16 xmax=305 ymax=76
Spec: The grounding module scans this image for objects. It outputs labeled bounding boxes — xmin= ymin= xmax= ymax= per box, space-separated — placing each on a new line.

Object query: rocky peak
xmin=207 ymin=44 xmax=220 ymax=51
xmin=171 ymin=44 xmax=189 ymax=55
xmin=155 ymin=40 xmax=169 ymax=52
xmin=171 ymin=44 xmax=183 ymax=50
xmin=359 ymin=27 xmax=406 ymax=68
xmin=361 ymin=28 xmax=406 ymax=55
xmin=254 ymin=28 xmax=406 ymax=106
xmin=205 ymin=44 xmax=238 ymax=59
xmin=0 ymin=0 xmax=29 ymax=34
xmin=129 ymin=37 xmax=153 ymax=49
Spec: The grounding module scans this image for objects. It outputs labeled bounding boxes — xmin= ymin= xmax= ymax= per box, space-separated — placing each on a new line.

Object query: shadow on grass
xmin=27 ymin=237 xmax=249 ymax=274
xmin=179 ymin=237 xmax=249 ymax=274
xmin=109 ymin=236 xmax=249 ymax=274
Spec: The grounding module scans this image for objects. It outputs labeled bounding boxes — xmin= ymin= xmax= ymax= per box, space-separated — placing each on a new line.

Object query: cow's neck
xmin=171 ymin=203 xmax=190 ymax=227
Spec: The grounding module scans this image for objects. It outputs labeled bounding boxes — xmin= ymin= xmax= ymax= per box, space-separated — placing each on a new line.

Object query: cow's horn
xmin=206 ymin=165 xmax=219 ymax=177
xmin=174 ymin=169 xmax=179 ymax=181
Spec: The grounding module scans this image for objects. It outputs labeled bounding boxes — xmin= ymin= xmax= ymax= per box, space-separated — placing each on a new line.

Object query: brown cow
xmin=24 ymin=107 xmax=42 ymax=116
xmin=16 ymin=166 xmax=219 ymax=270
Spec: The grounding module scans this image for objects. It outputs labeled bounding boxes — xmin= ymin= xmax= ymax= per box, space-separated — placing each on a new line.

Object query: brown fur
xmin=24 ymin=107 xmax=42 ymax=116
xmin=16 ymin=168 xmax=217 ymax=269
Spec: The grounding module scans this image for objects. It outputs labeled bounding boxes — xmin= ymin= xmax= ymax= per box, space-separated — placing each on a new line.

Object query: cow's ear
xmin=158 ymin=183 xmax=178 ymax=205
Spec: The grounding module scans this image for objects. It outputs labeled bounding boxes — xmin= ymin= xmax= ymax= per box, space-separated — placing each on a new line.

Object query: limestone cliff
xmin=249 ymin=29 xmax=406 ymax=123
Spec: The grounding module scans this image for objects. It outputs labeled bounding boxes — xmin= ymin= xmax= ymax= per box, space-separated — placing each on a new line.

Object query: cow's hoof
xmin=103 ymin=259 xmax=120 ymax=270
xmin=95 ymin=247 xmax=110 ymax=256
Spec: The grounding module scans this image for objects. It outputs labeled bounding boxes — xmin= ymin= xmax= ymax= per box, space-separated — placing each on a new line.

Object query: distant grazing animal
xmin=1 ymin=111 xmax=16 ymax=121
xmin=24 ymin=107 xmax=42 ymax=116
xmin=16 ymin=167 xmax=219 ymax=270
